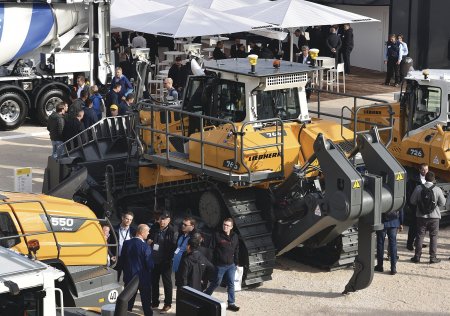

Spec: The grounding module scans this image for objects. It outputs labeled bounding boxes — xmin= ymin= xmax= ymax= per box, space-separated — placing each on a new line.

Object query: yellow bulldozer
xmin=43 ymin=58 xmax=406 ymax=293
xmin=0 ymin=191 xmax=121 ymax=307
xmin=352 ymin=69 xmax=450 ymax=223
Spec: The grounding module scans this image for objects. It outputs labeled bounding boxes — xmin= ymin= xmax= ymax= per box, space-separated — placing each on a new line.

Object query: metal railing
xmin=137 ymin=102 xmax=285 ymax=185
xmin=0 ymin=199 xmax=117 ymax=266
xmin=309 ymin=88 xmax=394 ymax=147
xmin=57 ymin=115 xmax=132 ymax=158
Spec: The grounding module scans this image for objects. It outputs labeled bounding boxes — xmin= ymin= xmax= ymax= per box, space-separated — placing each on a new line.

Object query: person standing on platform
xmin=110 ymin=211 xmax=136 ymax=281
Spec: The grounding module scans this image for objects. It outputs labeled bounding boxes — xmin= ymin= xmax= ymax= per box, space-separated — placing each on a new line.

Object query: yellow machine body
xmin=0 ymin=191 xmax=107 ymax=266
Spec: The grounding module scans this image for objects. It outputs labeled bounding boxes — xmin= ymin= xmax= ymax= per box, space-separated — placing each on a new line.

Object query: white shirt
xmin=118 ymin=225 xmax=132 ymax=256
xmin=77 ymin=84 xmax=86 ymax=98
xmin=132 ymin=36 xmax=147 ymax=49
xmin=420 ymin=174 xmax=426 ymax=184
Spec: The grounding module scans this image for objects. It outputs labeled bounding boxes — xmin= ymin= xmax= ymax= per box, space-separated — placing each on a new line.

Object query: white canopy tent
xmin=111 ymin=4 xmax=272 ymax=38
xmin=111 ymin=0 xmax=172 ymax=20
xmin=225 ymin=0 xmax=379 ymax=61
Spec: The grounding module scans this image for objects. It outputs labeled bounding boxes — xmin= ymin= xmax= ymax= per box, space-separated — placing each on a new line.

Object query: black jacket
xmin=68 ymin=98 xmax=85 ymax=120
xmin=47 ymin=112 xmax=65 ymax=141
xmin=341 ymin=28 xmax=354 ymax=50
xmin=230 ymin=44 xmax=243 ymax=58
xmin=105 ymin=91 xmax=120 ymax=116
xmin=326 ymin=33 xmax=342 ymax=56
xmin=149 ymin=223 xmax=178 ymax=264
xmin=168 ymin=64 xmax=189 ymax=90
xmin=62 ymin=118 xmax=83 ymax=142
xmin=211 ymin=230 xmax=239 ymax=266
xmin=213 ymin=47 xmax=227 ymax=60
xmin=175 ymin=250 xmax=215 ymax=291
xmin=82 ymin=107 xmax=98 ymax=128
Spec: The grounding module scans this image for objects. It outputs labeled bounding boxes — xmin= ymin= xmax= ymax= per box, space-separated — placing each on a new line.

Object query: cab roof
xmin=204 ymin=58 xmax=316 ymax=77
xmin=407 ymin=69 xmax=450 ymax=81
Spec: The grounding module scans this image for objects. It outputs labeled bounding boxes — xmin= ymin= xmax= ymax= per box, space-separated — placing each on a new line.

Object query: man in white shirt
xmin=132 ymin=32 xmax=147 ymax=48
xmin=397 ymin=34 xmax=409 ymax=81
xmin=109 ymin=211 xmax=136 ymax=281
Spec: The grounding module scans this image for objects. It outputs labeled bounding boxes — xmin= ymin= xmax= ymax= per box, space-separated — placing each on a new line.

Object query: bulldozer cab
xmin=401 ymin=70 xmax=450 ymax=136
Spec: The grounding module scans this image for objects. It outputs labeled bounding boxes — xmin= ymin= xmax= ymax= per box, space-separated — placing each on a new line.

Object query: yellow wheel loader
xmin=43 ymin=58 xmax=406 ymax=293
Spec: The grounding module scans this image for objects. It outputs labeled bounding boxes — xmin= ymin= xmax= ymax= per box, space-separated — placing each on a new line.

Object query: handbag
xmin=234 ymin=266 xmax=244 ymax=292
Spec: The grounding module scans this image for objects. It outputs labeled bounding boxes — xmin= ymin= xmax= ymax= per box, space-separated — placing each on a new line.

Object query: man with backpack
xmin=409 ymin=171 xmax=445 ymax=263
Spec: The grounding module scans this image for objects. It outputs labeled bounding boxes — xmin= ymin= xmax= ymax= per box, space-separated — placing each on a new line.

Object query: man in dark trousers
xmin=205 ymin=218 xmax=240 ymax=312
xmin=82 ymin=98 xmax=98 ymax=128
xmin=340 ymin=23 xmax=354 ymax=74
xmin=121 ymin=224 xmax=154 ymax=316
xmin=326 ymin=25 xmax=342 ymax=67
xmin=149 ymin=212 xmax=178 ymax=313
xmin=406 ymin=163 xmax=428 ymax=250
xmin=175 ymin=234 xmax=214 ymax=291
xmin=109 ymin=211 xmax=136 ymax=281
xmin=409 ymin=171 xmax=446 ymax=264
xmin=47 ymin=102 xmax=66 ymax=158
xmin=375 ymin=207 xmax=403 ymax=275
xmin=384 ymin=34 xmax=401 ymax=86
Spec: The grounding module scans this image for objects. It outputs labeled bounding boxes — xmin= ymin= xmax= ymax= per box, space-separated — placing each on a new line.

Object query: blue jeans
xmin=204 ymin=264 xmax=236 ymax=305
xmin=376 ymin=227 xmax=398 ymax=268
xmin=51 ymin=141 xmax=64 ymax=158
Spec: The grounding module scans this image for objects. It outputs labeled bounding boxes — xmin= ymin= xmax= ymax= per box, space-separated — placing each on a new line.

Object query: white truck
xmin=0 ymin=0 xmax=112 ymax=130
xmin=0 ymin=246 xmax=144 ymax=316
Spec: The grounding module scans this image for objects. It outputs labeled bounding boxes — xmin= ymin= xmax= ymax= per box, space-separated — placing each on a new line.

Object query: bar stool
xmin=326 ymin=63 xmax=345 ymax=93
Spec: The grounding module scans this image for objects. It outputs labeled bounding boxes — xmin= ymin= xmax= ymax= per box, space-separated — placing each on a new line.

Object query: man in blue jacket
xmin=121 ymin=224 xmax=154 ymax=315
xmin=110 ymin=67 xmax=133 ymax=100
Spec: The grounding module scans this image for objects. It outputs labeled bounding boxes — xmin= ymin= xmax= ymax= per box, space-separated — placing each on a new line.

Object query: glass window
xmin=256 ymin=88 xmax=300 ymax=120
xmin=0 ymin=212 xmax=20 ymax=248
xmin=216 ymin=80 xmax=246 ymax=122
xmin=412 ymin=86 xmax=441 ymax=128
xmin=0 ymin=288 xmax=43 ymax=316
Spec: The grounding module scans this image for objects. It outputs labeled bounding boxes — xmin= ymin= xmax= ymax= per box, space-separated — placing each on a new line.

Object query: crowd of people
xmin=104 ymin=211 xmax=241 ymax=315
xmin=211 ymin=24 xmax=354 ymax=74
xmin=375 ymin=163 xmax=448 ymax=276
xmin=47 ymin=67 xmax=135 ymax=158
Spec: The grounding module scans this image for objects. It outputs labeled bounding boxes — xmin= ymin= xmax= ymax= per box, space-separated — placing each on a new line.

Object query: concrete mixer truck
xmin=0 ymin=0 xmax=113 ymax=130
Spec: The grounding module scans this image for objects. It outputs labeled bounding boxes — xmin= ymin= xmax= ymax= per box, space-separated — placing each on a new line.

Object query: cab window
xmin=256 ymin=88 xmax=300 ymax=120
xmin=412 ymin=86 xmax=441 ymax=128
xmin=0 ymin=212 xmax=20 ymax=248
xmin=216 ymin=80 xmax=246 ymax=122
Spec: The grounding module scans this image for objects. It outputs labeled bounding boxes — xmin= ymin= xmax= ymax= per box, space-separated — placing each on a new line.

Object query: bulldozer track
xmin=116 ymin=176 xmax=276 ymax=286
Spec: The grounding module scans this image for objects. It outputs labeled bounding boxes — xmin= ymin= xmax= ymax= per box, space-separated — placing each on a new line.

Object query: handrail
xmin=136 ymin=101 xmax=285 ymax=184
xmin=0 ymin=200 xmax=117 ymax=263
xmin=57 ymin=115 xmax=131 ymax=157
xmin=309 ymin=88 xmax=394 ymax=148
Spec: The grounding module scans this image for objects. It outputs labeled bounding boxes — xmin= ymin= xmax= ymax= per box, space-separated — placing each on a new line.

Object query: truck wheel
xmin=36 ymin=89 xmax=67 ymax=125
xmin=0 ymin=92 xmax=28 ymax=130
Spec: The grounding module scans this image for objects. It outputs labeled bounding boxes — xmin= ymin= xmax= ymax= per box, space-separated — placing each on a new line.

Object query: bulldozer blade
xmin=46 ymin=167 xmax=88 ymax=200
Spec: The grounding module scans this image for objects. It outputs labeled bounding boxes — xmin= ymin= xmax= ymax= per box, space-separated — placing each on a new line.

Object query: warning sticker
xmin=433 ymin=156 xmax=439 ymax=165
xmin=353 ymin=180 xmax=360 ymax=189
xmin=395 ymin=173 xmax=404 ymax=181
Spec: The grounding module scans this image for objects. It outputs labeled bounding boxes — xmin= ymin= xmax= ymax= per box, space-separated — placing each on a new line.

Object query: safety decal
xmin=353 ymin=180 xmax=360 ymax=189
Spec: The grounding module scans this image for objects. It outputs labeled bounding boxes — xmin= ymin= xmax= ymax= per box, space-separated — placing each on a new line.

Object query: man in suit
xmin=326 ymin=25 xmax=342 ymax=67
xmin=340 ymin=23 xmax=354 ymax=74
xmin=230 ymin=38 xmax=243 ymax=58
xmin=109 ymin=211 xmax=136 ymax=281
xmin=298 ymin=46 xmax=312 ymax=65
xmin=121 ymin=224 xmax=154 ymax=315
xmin=213 ymin=41 xmax=227 ymax=60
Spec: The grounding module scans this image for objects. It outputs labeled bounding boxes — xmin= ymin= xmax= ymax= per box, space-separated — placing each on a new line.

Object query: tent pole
xmin=290 ymin=27 xmax=294 ymax=62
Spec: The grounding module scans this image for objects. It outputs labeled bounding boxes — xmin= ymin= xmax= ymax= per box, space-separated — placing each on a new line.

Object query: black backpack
xmin=418 ymin=184 xmax=436 ymax=215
